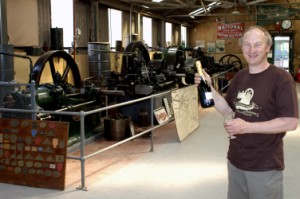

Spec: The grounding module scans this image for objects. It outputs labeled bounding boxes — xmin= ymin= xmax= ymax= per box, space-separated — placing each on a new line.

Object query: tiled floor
xmin=1 ymin=85 xmax=300 ymax=199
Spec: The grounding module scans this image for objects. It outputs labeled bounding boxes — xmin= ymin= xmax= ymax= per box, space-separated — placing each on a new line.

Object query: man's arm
xmin=194 ymin=72 xmax=299 ymax=136
xmin=225 ymin=117 xmax=298 ymax=135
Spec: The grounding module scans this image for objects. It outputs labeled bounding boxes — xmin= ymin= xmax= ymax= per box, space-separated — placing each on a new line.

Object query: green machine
xmin=2 ymin=50 xmax=123 ymax=146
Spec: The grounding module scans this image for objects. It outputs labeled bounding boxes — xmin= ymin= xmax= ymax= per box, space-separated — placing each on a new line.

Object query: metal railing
xmin=210 ymin=66 xmax=240 ymax=94
xmin=0 ymin=82 xmax=174 ymax=191
xmin=66 ymin=89 xmax=175 ymax=190
xmin=0 ymin=65 xmax=238 ymax=190
xmin=0 ymin=81 xmax=36 ymax=120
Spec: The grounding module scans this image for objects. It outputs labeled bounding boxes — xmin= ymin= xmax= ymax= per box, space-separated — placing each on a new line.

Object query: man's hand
xmin=224 ymin=117 xmax=298 ymax=136
xmin=224 ymin=118 xmax=251 ymax=136
xmin=194 ymin=70 xmax=212 ymax=85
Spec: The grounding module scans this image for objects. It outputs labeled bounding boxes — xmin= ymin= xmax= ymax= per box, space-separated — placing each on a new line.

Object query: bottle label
xmin=205 ymin=92 xmax=213 ymax=100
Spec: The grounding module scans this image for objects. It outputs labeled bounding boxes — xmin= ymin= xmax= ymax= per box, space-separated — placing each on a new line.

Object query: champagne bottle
xmin=195 ymin=60 xmax=214 ymax=108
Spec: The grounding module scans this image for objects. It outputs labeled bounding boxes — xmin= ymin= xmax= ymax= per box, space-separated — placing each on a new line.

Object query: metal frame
xmin=0 ymin=82 xmax=174 ymax=191
xmin=0 ymin=66 xmax=236 ymax=190
xmin=211 ymin=65 xmax=240 ymax=94
xmin=67 ymin=89 xmax=175 ymax=191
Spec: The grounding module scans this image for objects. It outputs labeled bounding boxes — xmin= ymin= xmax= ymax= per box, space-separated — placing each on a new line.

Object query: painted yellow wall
xmin=13 ymin=52 xmax=89 ymax=85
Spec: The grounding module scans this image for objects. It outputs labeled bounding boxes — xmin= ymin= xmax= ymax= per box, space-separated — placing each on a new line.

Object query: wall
xmin=8 ymin=1 xmax=300 ymax=84
xmin=7 ymin=0 xmax=39 ymax=46
xmin=189 ymin=15 xmax=300 ymax=74
xmin=13 ymin=52 xmax=88 ymax=85
xmin=13 ymin=52 xmax=39 ymax=84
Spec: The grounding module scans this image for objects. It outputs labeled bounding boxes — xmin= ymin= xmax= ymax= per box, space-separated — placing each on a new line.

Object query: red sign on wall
xmin=217 ymin=22 xmax=245 ymax=39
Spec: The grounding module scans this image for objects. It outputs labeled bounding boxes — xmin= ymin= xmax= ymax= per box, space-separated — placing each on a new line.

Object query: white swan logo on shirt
xmin=235 ymin=88 xmax=260 ymax=117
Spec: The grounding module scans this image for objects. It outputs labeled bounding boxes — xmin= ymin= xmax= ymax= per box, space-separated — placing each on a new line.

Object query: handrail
xmin=210 ymin=66 xmax=239 ymax=94
xmin=0 ymin=82 xmax=175 ymax=191
xmin=0 ymin=65 xmax=238 ymax=190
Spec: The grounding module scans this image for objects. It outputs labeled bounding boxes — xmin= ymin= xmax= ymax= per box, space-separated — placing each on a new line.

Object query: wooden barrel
xmin=88 ymin=42 xmax=111 ymax=86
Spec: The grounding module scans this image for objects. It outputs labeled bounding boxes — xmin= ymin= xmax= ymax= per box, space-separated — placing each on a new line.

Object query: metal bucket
xmin=103 ymin=114 xmax=131 ymax=141
xmin=88 ymin=42 xmax=111 ymax=87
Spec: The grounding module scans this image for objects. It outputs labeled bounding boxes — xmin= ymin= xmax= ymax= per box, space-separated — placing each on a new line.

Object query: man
xmin=195 ymin=26 xmax=298 ymax=199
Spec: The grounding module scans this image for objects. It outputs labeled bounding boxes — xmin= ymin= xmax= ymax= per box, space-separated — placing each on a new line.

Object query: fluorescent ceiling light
xmin=189 ymin=8 xmax=204 ymax=15
xmin=152 ymin=0 xmax=163 ymax=2
xmin=208 ymin=2 xmax=217 ymax=6
xmin=189 ymin=2 xmax=221 ymax=16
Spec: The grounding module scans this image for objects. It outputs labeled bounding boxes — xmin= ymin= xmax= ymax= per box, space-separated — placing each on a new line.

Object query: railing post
xmin=29 ymin=81 xmax=36 ymax=120
xmin=77 ymin=111 xmax=88 ymax=191
xmin=150 ymin=97 xmax=154 ymax=152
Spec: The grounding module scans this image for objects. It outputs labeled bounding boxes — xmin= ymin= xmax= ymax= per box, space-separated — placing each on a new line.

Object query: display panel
xmin=0 ymin=118 xmax=69 ymax=190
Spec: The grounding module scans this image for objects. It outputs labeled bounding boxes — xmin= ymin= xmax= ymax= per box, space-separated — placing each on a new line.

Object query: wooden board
xmin=0 ymin=118 xmax=69 ymax=190
xmin=171 ymin=85 xmax=199 ymax=141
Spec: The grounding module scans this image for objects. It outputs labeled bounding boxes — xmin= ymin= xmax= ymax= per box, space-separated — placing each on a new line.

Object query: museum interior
xmin=0 ymin=0 xmax=300 ymax=198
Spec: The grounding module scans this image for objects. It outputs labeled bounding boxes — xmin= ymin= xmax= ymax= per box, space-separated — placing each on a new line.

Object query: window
xmin=51 ymin=0 xmax=73 ymax=48
xmin=273 ymin=36 xmax=290 ymax=70
xmin=142 ymin=16 xmax=152 ymax=47
xmin=108 ymin=9 xmax=122 ymax=49
xmin=181 ymin=26 xmax=187 ymax=47
xmin=165 ymin=22 xmax=172 ymax=47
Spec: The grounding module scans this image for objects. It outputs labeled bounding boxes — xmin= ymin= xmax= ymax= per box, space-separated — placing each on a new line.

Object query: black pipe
xmin=0 ymin=51 xmax=33 ymax=82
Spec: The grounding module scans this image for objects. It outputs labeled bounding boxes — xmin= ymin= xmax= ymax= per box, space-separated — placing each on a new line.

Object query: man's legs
xmin=245 ymin=168 xmax=283 ymax=199
xmin=227 ymin=161 xmax=249 ymax=199
xmin=227 ymin=161 xmax=283 ymax=199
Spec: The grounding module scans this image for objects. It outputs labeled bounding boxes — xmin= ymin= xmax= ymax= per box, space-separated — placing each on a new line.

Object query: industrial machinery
xmin=118 ymin=43 xmax=242 ymax=94
xmin=1 ymin=50 xmax=124 ymax=145
xmin=0 ymin=42 xmax=242 ymax=144
xmin=0 ymin=46 xmax=194 ymax=144
xmin=118 ymin=41 xmax=196 ymax=96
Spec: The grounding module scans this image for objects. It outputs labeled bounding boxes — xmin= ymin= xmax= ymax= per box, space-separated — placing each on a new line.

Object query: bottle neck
xmin=196 ymin=60 xmax=204 ymax=76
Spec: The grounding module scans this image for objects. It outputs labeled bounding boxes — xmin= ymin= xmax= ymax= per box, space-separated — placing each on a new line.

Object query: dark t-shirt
xmin=225 ymin=64 xmax=298 ymax=171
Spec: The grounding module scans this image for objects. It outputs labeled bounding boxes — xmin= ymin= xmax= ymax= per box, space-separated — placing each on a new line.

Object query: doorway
xmin=268 ymin=31 xmax=294 ymax=75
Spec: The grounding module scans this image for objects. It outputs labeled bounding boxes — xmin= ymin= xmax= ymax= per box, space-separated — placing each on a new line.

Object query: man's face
xmin=241 ymin=28 xmax=271 ymax=67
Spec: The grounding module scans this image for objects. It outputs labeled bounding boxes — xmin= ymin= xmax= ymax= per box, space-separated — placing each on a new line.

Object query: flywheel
xmin=121 ymin=41 xmax=150 ymax=75
xmin=219 ymin=54 xmax=242 ymax=71
xmin=30 ymin=50 xmax=81 ymax=88
xmin=125 ymin=41 xmax=150 ymax=64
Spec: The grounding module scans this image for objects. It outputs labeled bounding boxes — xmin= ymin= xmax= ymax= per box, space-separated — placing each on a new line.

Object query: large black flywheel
xmin=219 ymin=54 xmax=242 ymax=71
xmin=30 ymin=50 xmax=81 ymax=88
xmin=122 ymin=41 xmax=150 ymax=75
xmin=30 ymin=50 xmax=83 ymax=110
xmin=125 ymin=41 xmax=150 ymax=63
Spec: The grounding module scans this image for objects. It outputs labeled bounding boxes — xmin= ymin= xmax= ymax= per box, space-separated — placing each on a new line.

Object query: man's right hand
xmin=194 ymin=70 xmax=212 ymax=85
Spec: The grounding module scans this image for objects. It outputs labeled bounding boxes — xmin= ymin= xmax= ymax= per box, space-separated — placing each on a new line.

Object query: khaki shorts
xmin=227 ymin=161 xmax=283 ymax=199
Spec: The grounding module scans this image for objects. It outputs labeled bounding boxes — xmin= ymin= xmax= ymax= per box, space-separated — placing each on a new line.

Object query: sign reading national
xmin=217 ymin=22 xmax=245 ymax=39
